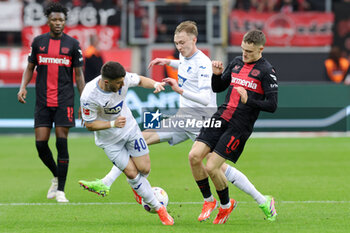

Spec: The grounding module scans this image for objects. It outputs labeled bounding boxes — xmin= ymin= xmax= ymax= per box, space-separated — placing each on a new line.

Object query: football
xmin=142 ymin=187 xmax=169 ymax=213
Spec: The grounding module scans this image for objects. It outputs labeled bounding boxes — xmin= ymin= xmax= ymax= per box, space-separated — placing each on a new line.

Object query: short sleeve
xmin=71 ymin=41 xmax=84 ymax=67
xmin=28 ymin=39 xmax=37 ymax=65
xmin=125 ymin=72 xmax=141 ymax=88
xmin=81 ymin=98 xmax=99 ymax=122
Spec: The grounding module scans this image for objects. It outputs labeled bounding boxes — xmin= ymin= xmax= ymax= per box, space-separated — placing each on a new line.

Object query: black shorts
xmin=34 ymin=104 xmax=75 ymax=128
xmin=196 ymin=117 xmax=251 ymax=163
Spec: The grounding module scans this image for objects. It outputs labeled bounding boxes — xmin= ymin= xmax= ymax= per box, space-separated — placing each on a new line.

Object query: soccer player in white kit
xmin=80 ymin=61 xmax=174 ymax=225
xmin=80 ymin=21 xmax=273 ymax=223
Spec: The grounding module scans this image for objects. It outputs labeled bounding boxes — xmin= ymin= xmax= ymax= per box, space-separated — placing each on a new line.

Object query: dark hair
xmin=44 ymin=2 xmax=68 ymax=18
xmin=175 ymin=21 xmax=198 ymax=37
xmin=101 ymin=61 xmax=126 ymax=80
xmin=243 ymin=29 xmax=266 ymax=46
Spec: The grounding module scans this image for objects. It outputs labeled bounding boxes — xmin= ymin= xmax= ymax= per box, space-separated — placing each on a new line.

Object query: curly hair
xmin=44 ymin=2 xmax=68 ymax=18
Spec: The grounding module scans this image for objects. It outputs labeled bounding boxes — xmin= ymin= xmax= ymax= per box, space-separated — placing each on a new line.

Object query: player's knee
xmin=56 ymin=138 xmax=69 ymax=160
xmin=138 ymin=165 xmax=150 ymax=175
xmin=36 ymin=140 xmax=49 ymax=152
xmin=188 ymin=150 xmax=202 ymax=166
xmin=124 ymin=166 xmax=139 ymax=179
xmin=205 ymin=162 xmax=220 ymax=178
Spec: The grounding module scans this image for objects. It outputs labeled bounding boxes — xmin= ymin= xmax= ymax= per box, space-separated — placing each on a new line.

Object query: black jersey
xmin=212 ymin=56 xmax=278 ymax=132
xmin=28 ymin=33 xmax=83 ymax=107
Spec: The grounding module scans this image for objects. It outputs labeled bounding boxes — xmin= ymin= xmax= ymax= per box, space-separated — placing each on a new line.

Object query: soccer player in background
xmin=80 ymin=61 xmax=174 ymax=225
xmin=189 ymin=29 xmax=278 ymax=224
xmin=17 ymin=2 xmax=85 ymax=203
xmin=79 ymin=21 xmax=276 ymax=223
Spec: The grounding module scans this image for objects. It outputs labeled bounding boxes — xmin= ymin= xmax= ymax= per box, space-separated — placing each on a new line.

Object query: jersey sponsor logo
xmin=231 ymin=73 xmax=264 ymax=94
xmin=38 ymin=55 xmax=72 ymax=66
xmin=232 ymin=76 xmax=258 ymax=90
xmin=270 ymin=83 xmax=278 ymax=88
xmin=104 ymin=101 xmax=123 ymax=114
xmin=199 ymin=66 xmax=206 ymax=69
xmin=178 ymin=74 xmax=187 ymax=87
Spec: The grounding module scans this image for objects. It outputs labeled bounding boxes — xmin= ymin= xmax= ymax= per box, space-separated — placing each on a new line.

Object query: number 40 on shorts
xmin=134 ymin=138 xmax=147 ymax=152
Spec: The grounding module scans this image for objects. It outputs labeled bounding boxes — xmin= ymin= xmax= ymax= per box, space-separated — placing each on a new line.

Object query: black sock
xmin=56 ymin=138 xmax=69 ymax=191
xmin=217 ymin=187 xmax=230 ymax=205
xmin=196 ymin=177 xmax=212 ymax=199
xmin=36 ymin=140 xmax=57 ymax=177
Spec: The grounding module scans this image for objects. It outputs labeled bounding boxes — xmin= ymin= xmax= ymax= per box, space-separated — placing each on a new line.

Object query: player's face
xmin=241 ymin=41 xmax=263 ymax=63
xmin=174 ymin=31 xmax=197 ymax=58
xmin=106 ymin=77 xmax=125 ymax=93
xmin=48 ymin=12 xmax=66 ymax=37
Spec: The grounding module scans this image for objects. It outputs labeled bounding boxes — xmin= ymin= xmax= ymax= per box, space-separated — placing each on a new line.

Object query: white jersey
xmin=177 ymin=50 xmax=216 ymax=108
xmin=169 ymin=50 xmax=216 ymax=118
xmin=80 ymin=72 xmax=140 ymax=147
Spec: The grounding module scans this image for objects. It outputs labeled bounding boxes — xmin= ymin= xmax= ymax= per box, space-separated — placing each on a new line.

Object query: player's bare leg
xmin=189 ymin=141 xmax=218 ymax=221
xmin=142 ymin=130 xmax=161 ymax=145
xmin=206 ymin=153 xmax=237 ymax=224
xmin=126 ymin=155 xmax=174 ymax=225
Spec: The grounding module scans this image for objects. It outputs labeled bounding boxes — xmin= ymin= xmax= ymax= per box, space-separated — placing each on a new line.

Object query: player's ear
xmin=259 ymin=45 xmax=264 ymax=53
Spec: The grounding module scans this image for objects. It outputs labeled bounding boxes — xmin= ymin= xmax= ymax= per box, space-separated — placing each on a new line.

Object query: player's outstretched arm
xmin=147 ymin=58 xmax=171 ymax=69
xmin=17 ymin=62 xmax=35 ymax=104
xmin=138 ymin=76 xmax=165 ymax=93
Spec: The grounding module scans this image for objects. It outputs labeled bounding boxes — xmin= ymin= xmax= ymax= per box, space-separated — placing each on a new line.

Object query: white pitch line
xmin=1 ymin=201 xmax=350 ymax=206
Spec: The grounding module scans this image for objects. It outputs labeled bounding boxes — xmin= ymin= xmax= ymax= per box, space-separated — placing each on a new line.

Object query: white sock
xmin=102 ymin=165 xmax=122 ymax=187
xmin=225 ymin=165 xmax=266 ymax=205
xmin=221 ymin=201 xmax=231 ymax=209
xmin=204 ymin=195 xmax=215 ymax=202
xmin=127 ymin=173 xmax=161 ymax=210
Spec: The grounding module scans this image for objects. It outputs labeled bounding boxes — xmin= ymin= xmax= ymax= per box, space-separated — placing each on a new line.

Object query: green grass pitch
xmin=1 ymin=135 xmax=350 ymax=233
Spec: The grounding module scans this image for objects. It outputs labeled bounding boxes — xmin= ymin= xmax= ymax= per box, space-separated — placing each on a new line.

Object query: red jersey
xmin=212 ymin=56 xmax=278 ymax=132
xmin=28 ymin=33 xmax=83 ymax=107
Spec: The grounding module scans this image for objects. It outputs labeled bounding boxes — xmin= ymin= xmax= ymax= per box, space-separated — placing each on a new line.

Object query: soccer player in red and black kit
xmin=189 ymin=30 xmax=278 ymax=224
xmin=17 ymin=2 xmax=85 ymax=203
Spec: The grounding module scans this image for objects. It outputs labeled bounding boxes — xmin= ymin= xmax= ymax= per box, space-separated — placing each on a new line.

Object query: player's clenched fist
xmin=212 ymin=60 xmax=224 ymax=75
xmin=115 ymin=116 xmax=126 ymax=128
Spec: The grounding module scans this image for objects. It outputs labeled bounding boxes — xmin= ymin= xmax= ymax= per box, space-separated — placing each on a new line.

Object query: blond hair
xmin=174 ymin=20 xmax=198 ymax=37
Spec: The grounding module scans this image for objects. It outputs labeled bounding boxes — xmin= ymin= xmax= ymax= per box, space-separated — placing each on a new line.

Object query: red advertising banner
xmin=0 ymin=48 xmax=131 ymax=85
xmin=230 ymin=10 xmax=334 ymax=46
xmin=22 ymin=25 xmax=121 ymax=50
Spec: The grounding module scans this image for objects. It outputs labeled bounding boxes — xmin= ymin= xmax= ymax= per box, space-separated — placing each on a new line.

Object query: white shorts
xmin=102 ymin=125 xmax=149 ymax=171
xmin=157 ymin=130 xmax=199 ymax=145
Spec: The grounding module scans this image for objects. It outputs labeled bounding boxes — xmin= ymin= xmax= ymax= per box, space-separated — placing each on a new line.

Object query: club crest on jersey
xmin=250 ymin=69 xmax=260 ymax=77
xmin=104 ymin=101 xmax=123 ymax=114
xmin=178 ymin=75 xmax=187 ymax=87
xmin=61 ymin=47 xmax=69 ymax=54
